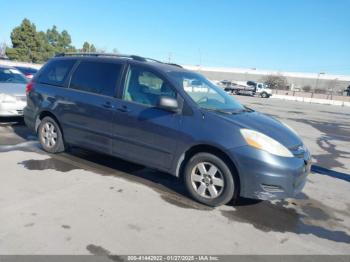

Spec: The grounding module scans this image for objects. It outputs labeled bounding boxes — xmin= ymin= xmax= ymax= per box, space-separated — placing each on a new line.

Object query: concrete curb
xmin=271 ymin=94 xmax=350 ymax=107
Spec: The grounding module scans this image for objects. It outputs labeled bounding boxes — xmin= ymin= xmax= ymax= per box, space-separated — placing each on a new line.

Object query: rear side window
xmin=69 ymin=61 xmax=122 ymax=97
xmin=38 ymin=59 xmax=76 ymax=86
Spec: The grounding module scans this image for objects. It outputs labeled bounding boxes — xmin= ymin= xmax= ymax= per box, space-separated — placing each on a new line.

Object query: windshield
xmin=0 ymin=68 xmax=28 ymax=84
xmin=169 ymin=71 xmax=244 ymax=111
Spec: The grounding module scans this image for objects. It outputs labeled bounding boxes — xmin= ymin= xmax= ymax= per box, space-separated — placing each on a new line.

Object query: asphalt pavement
xmin=0 ymin=96 xmax=349 ymax=255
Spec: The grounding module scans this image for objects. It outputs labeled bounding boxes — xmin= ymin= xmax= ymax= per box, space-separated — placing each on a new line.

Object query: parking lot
xmin=0 ymin=96 xmax=349 ymax=255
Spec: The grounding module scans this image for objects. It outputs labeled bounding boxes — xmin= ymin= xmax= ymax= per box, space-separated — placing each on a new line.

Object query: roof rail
xmin=143 ymin=57 xmax=182 ymax=68
xmin=55 ymin=52 xmax=147 ymax=62
xmin=54 ymin=52 xmax=183 ymax=68
xmin=166 ymin=63 xmax=183 ymax=68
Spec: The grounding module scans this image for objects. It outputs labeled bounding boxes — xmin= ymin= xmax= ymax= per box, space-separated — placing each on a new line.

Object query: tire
xmin=261 ymin=92 xmax=268 ymax=98
xmin=184 ymin=153 xmax=238 ymax=207
xmin=38 ymin=116 xmax=65 ymax=153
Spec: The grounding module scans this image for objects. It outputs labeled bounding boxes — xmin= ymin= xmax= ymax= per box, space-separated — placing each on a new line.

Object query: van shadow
xmin=62 ymin=147 xmax=214 ymax=210
xmin=0 ymin=116 xmax=24 ymax=127
xmin=17 ymin=139 xmax=350 ymax=244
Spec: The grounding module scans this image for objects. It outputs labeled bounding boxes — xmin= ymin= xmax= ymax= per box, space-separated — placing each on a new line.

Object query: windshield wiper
xmin=242 ymin=106 xmax=255 ymax=113
xmin=203 ymin=108 xmax=242 ymax=115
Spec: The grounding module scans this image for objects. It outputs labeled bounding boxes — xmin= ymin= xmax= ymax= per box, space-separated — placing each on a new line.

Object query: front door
xmin=112 ymin=65 xmax=181 ymax=170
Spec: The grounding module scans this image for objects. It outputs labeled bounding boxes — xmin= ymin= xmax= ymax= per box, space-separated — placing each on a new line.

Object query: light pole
xmin=167 ymin=52 xmax=172 ymax=63
xmin=331 ymin=78 xmax=338 ymax=100
xmin=198 ymin=48 xmax=202 ymax=72
xmin=315 ymin=72 xmax=325 ymax=91
xmin=312 ymin=72 xmax=325 ymax=99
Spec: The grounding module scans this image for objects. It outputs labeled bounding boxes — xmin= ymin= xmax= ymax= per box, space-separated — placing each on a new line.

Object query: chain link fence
xmin=272 ymin=89 xmax=350 ymax=102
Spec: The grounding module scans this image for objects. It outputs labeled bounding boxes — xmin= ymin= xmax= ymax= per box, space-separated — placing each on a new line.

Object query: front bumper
xmin=0 ymin=101 xmax=26 ymax=117
xmin=227 ymin=145 xmax=311 ymax=200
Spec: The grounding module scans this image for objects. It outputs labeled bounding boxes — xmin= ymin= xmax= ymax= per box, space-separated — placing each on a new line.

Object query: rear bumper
xmin=0 ymin=101 xmax=26 ymax=117
xmin=227 ymin=145 xmax=311 ymax=200
xmin=23 ymin=106 xmax=36 ymax=131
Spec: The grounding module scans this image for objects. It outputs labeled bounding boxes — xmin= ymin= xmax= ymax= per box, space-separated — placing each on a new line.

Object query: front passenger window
xmin=123 ymin=66 xmax=176 ymax=107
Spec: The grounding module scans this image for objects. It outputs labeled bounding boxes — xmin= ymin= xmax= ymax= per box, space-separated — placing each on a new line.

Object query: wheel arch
xmin=35 ymin=110 xmax=63 ymax=135
xmin=176 ymin=144 xmax=241 ymax=194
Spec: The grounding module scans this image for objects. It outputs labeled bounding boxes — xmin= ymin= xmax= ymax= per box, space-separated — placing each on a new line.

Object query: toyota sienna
xmin=24 ymin=53 xmax=311 ymax=206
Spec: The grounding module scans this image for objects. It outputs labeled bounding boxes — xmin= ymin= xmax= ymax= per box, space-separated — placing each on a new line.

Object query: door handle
xmin=102 ymin=102 xmax=113 ymax=109
xmin=117 ymin=105 xmax=131 ymax=113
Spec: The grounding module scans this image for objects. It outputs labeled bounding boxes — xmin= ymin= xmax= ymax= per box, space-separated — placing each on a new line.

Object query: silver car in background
xmin=0 ymin=65 xmax=28 ymax=117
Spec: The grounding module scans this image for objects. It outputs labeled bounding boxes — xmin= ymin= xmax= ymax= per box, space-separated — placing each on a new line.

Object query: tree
xmin=262 ymin=74 xmax=289 ymax=90
xmin=346 ymin=85 xmax=350 ymax=97
xmin=46 ymin=26 xmax=75 ymax=53
xmin=302 ymin=85 xmax=312 ymax=92
xmin=82 ymin=42 xmax=90 ymax=52
xmin=81 ymin=41 xmax=96 ymax=52
xmin=90 ymin=44 xmax=96 ymax=52
xmin=5 ymin=18 xmax=104 ymax=63
xmin=60 ymin=30 xmax=73 ymax=51
xmin=46 ymin=26 xmax=60 ymax=48
xmin=37 ymin=31 xmax=55 ymax=61
xmin=314 ymin=88 xmax=326 ymax=94
xmin=5 ymin=18 xmax=42 ymax=62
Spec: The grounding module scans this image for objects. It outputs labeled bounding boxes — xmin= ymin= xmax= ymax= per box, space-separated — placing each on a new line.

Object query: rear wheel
xmin=38 ymin=116 xmax=65 ymax=153
xmin=184 ymin=153 xmax=238 ymax=207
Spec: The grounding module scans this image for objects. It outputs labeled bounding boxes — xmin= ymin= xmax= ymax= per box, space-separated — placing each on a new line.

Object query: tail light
xmin=25 ymin=74 xmax=34 ymax=79
xmin=26 ymin=81 xmax=34 ymax=95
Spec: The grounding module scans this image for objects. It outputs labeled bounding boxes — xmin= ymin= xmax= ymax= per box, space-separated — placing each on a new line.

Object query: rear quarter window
xmin=37 ymin=59 xmax=76 ymax=87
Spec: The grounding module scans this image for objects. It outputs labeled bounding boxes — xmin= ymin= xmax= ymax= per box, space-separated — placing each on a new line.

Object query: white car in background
xmin=0 ymin=65 xmax=28 ymax=117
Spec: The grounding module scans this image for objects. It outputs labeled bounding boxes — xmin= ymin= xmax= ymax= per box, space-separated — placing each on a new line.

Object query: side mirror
xmin=158 ymin=96 xmax=178 ymax=112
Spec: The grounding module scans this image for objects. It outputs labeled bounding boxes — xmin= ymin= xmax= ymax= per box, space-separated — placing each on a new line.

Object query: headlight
xmin=240 ymin=129 xmax=294 ymax=157
xmin=0 ymin=93 xmax=16 ymax=103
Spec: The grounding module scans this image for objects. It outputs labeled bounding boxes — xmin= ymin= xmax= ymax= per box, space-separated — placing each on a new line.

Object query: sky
xmin=1 ymin=0 xmax=349 ymax=75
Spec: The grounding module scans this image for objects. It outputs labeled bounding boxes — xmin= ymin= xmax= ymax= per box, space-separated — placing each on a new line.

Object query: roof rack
xmin=55 ymin=52 xmax=147 ymax=61
xmin=166 ymin=63 xmax=183 ymax=68
xmin=55 ymin=52 xmax=182 ymax=68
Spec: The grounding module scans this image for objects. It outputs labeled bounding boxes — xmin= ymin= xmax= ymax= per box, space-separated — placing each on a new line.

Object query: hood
xmin=0 ymin=83 xmax=27 ymax=96
xmin=212 ymin=110 xmax=302 ymax=148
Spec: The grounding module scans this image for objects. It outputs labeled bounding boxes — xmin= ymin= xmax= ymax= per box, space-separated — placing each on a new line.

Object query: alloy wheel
xmin=41 ymin=122 xmax=58 ymax=148
xmin=190 ymin=162 xmax=225 ymax=199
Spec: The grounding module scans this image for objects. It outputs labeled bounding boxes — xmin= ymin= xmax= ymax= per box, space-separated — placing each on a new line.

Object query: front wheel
xmin=261 ymin=92 xmax=268 ymax=98
xmin=184 ymin=153 xmax=238 ymax=207
xmin=38 ymin=116 xmax=65 ymax=153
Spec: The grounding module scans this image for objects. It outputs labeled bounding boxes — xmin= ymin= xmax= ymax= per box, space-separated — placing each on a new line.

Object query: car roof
xmin=52 ymin=53 xmax=191 ymax=74
xmin=15 ymin=66 xmax=37 ymax=70
xmin=0 ymin=65 xmax=15 ymax=69
xmin=15 ymin=66 xmax=38 ymax=72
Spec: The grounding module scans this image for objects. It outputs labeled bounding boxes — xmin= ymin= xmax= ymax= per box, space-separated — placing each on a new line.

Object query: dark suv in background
xmin=24 ymin=53 xmax=311 ymax=207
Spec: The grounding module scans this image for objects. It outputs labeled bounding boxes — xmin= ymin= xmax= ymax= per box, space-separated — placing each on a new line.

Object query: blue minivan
xmin=24 ymin=53 xmax=311 ymax=206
